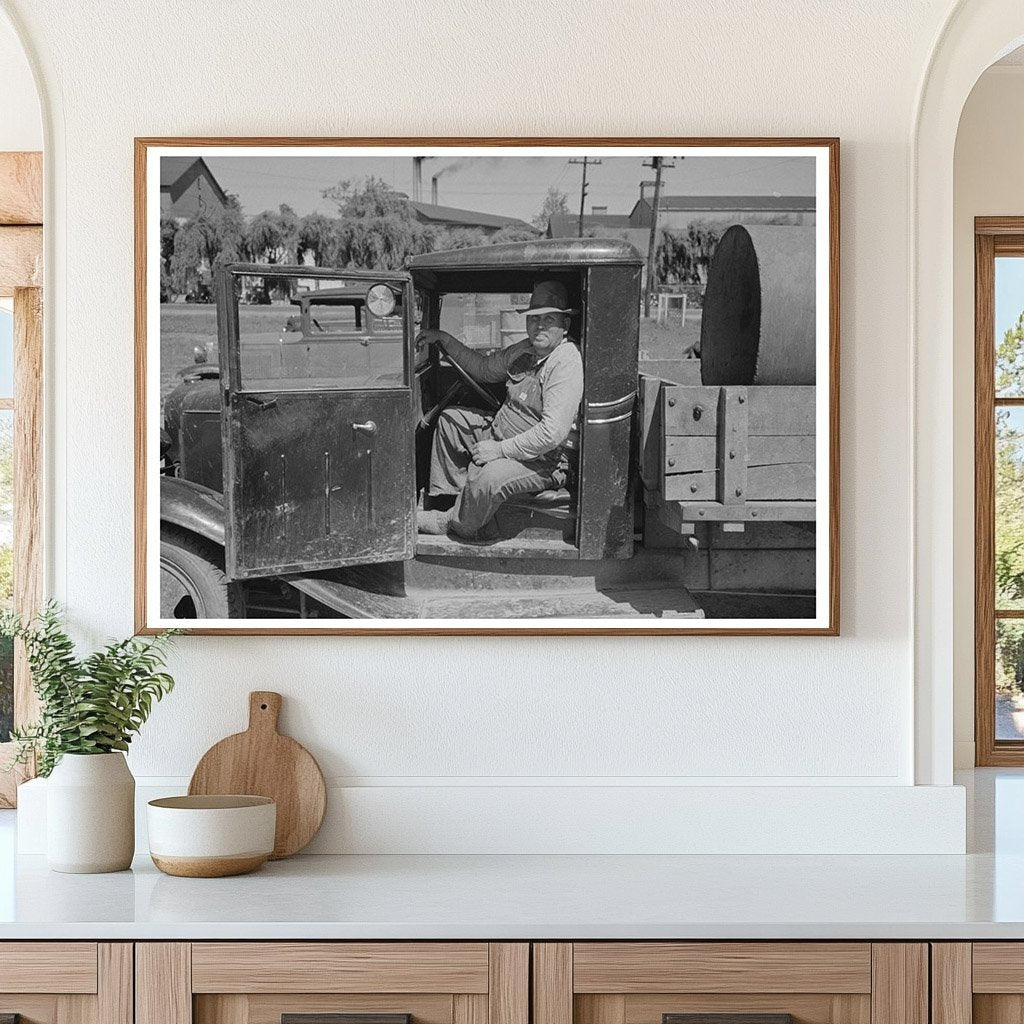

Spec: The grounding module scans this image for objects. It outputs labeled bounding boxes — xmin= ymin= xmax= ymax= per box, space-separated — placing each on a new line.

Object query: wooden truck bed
xmin=639 ymin=375 xmax=816 ymax=527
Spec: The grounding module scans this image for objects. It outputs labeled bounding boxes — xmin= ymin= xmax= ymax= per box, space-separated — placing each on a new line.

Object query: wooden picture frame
xmin=135 ymin=137 xmax=839 ymax=635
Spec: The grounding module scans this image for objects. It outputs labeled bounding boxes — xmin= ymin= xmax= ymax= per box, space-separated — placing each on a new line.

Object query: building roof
xmin=160 ymin=156 xmax=228 ymax=206
xmin=548 ymin=212 xmax=633 ymax=237
xmin=408 ymin=201 xmax=537 ymax=233
xmin=636 ymin=194 xmax=817 ymax=214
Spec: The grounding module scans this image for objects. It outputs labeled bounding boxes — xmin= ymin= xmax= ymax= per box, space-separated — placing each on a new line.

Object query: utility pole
xmin=569 ymin=157 xmax=602 ymax=237
xmin=642 ymin=155 xmax=676 ymax=318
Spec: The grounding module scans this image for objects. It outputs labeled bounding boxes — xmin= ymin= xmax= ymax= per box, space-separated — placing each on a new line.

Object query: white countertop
xmin=0 ymin=849 xmax=1021 ymax=940
xmin=1 ymin=769 xmax=1022 ymax=941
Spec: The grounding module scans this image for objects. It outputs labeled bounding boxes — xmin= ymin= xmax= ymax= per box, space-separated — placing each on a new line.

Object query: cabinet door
xmin=944 ymin=943 xmax=1024 ymax=1024
xmin=137 ymin=943 xmax=528 ymax=1024
xmin=533 ymin=944 xmax=928 ymax=1024
xmin=0 ymin=943 xmax=131 ymax=1024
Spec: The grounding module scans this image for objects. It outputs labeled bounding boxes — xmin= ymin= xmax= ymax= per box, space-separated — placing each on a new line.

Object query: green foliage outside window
xmin=995 ymin=311 xmax=1024 ymax=694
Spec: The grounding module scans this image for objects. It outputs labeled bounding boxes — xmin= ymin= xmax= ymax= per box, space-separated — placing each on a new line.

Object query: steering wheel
xmin=429 ymin=341 xmax=502 ymax=412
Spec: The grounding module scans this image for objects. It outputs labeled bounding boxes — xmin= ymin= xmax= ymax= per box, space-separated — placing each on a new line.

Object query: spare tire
xmin=700 ymin=224 xmax=816 ymax=386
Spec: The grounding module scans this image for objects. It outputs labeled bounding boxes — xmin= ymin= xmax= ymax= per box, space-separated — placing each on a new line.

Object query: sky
xmin=0 ymin=310 xmax=13 ymax=397
xmin=202 ymin=154 xmax=817 ymax=224
xmin=997 ymin=256 xmax=1024 ymax=340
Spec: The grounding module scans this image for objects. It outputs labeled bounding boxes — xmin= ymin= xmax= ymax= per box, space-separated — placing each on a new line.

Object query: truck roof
xmin=407 ymin=237 xmax=644 ymax=271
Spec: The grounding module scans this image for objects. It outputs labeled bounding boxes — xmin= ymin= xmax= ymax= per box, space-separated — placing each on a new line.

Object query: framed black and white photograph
xmin=135 ymin=138 xmax=839 ymax=635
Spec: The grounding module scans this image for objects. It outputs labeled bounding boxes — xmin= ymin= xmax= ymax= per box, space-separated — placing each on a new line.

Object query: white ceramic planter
xmin=46 ymin=752 xmax=135 ymax=873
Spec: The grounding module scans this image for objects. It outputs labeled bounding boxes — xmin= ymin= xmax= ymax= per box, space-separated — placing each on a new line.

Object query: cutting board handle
xmin=248 ymin=691 xmax=282 ymax=734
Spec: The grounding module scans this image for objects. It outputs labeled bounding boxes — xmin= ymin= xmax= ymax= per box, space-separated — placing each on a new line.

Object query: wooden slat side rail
xmin=98 ymin=944 xmax=133 ymax=1024
xmin=0 ymin=152 xmax=42 ymax=225
xmin=191 ymin=943 xmax=489 ymax=994
xmin=0 ymin=942 xmax=97 ymax=993
xmin=661 ymin=386 xmax=815 ymax=437
xmin=137 ymin=943 xmax=191 ymax=1024
xmin=931 ymin=944 xmax=972 ymax=1024
xmin=534 ymin=944 xmax=572 ymax=1024
xmin=970 ymin=943 xmax=1024 ymax=991
xmin=870 ymin=945 xmax=927 ymax=1024
xmin=572 ymin=943 xmax=871 ymax=994
xmin=488 ymin=943 xmax=528 ymax=1024
xmin=0 ymin=226 xmax=42 ymax=295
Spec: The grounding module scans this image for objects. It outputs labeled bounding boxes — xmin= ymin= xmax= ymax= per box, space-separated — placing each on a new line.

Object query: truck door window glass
xmin=235 ymin=274 xmax=406 ymax=391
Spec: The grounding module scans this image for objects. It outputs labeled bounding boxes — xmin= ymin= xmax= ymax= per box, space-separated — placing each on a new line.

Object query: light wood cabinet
xmin=0 ymin=943 xmax=132 ymax=1024
xmin=0 ymin=937 xmax=968 ymax=1024
xmin=136 ymin=944 xmax=528 ymax=1024
xmin=932 ymin=943 xmax=1024 ymax=1024
xmin=532 ymin=943 xmax=928 ymax=1024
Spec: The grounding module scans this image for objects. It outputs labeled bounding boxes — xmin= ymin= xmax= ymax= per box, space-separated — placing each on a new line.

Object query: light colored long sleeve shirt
xmin=441 ymin=336 xmax=584 ymax=463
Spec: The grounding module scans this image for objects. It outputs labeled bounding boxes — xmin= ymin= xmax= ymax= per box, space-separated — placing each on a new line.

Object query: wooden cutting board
xmin=188 ymin=691 xmax=326 ymax=859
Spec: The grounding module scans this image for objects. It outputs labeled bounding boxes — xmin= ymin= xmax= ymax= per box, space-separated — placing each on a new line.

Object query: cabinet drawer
xmin=139 ymin=942 xmax=528 ymax=1024
xmin=0 ymin=943 xmax=130 ymax=1024
xmin=533 ymin=944 xmax=926 ymax=1024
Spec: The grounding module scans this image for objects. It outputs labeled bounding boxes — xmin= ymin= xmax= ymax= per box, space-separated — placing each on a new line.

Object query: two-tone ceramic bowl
xmin=147 ymin=795 xmax=276 ymax=877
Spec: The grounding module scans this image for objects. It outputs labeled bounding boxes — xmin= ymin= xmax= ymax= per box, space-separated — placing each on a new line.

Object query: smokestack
xmin=432 ymin=174 xmax=440 ymax=205
xmin=413 ymin=157 xmax=423 ymax=202
xmin=640 ymin=180 xmax=656 ymax=203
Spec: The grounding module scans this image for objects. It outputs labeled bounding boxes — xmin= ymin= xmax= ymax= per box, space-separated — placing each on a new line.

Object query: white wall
xmin=952 ymin=65 xmax=1024 ymax=767
xmin=0 ymin=7 xmax=39 ymax=152
xmin=0 ymin=0 xmax=975 ymax=852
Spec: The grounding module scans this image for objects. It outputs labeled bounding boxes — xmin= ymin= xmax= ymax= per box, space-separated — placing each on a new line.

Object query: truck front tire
xmin=160 ymin=528 xmax=244 ymax=619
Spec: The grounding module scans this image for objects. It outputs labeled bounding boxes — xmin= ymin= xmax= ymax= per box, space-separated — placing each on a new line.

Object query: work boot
xmin=417 ymin=509 xmax=454 ymax=535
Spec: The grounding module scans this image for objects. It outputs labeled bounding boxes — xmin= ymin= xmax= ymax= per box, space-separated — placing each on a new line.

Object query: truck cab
xmin=160 ymin=239 xmax=658 ymax=619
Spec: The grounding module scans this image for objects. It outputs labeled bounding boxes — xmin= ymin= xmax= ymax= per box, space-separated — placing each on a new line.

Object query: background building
xmin=160 ymin=157 xmax=229 ymax=222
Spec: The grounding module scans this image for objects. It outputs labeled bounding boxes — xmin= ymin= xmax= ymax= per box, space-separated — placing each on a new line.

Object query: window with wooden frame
xmin=0 ymin=151 xmax=43 ymax=806
xmin=975 ymin=217 xmax=1024 ymax=764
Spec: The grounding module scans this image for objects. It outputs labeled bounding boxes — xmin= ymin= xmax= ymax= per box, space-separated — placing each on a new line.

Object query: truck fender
xmin=160 ymin=476 xmax=226 ymax=548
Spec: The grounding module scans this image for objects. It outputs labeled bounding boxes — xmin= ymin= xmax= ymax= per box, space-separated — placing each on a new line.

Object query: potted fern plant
xmin=2 ymin=604 xmax=179 ymax=873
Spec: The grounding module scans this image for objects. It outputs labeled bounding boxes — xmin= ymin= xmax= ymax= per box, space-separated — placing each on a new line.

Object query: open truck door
xmin=217 ymin=265 xmax=416 ymax=580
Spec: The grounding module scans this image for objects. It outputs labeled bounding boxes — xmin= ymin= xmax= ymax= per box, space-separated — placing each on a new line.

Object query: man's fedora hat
xmin=517 ymin=280 xmax=576 ymax=316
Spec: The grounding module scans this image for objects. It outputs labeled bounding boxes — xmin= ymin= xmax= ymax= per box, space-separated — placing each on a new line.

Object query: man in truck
xmin=415 ymin=280 xmax=584 ymax=540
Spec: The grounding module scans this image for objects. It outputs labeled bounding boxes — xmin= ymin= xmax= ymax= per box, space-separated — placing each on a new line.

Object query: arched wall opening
xmin=952 ymin=47 xmax=1024 ymax=768
xmin=914 ymin=2 xmax=1024 ymax=785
